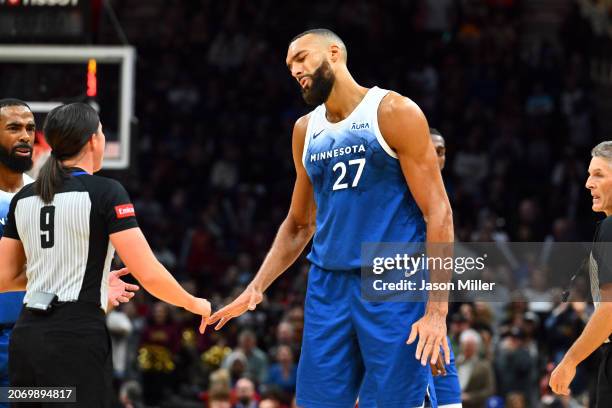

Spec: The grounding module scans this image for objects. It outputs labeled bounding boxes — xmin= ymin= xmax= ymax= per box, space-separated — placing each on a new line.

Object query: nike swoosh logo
xmin=312 ymin=129 xmax=324 ymax=139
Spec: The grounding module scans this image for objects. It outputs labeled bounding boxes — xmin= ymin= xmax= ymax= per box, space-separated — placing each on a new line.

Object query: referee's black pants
xmin=596 ymin=343 xmax=612 ymax=408
xmin=8 ymin=302 xmax=112 ymax=408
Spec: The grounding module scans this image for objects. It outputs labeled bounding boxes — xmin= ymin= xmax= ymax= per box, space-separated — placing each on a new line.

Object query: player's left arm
xmin=0 ymin=237 xmax=27 ymax=292
xmin=378 ymin=92 xmax=453 ymax=366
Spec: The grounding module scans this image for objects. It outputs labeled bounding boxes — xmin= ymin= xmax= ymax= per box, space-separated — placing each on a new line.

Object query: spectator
xmin=225 ymin=351 xmax=249 ymax=386
xmin=209 ymin=390 xmax=233 ymax=408
xmin=423 ymin=0 xmax=455 ymax=33
xmin=560 ymin=73 xmax=592 ymax=148
xmin=456 ymin=329 xmax=495 ymax=408
xmin=268 ymin=321 xmax=299 ymax=361
xmin=234 ymin=378 xmax=258 ymax=408
xmin=453 ymin=126 xmax=489 ymax=195
xmin=505 ymin=392 xmax=527 ymax=408
xmin=544 ymin=302 xmax=588 ymax=364
xmin=259 ymin=398 xmax=280 ymax=408
xmin=139 ymin=303 xmax=181 ymax=405
xmin=266 ymin=345 xmax=297 ymax=402
xmin=223 ymin=330 xmax=269 ymax=385
xmin=107 ymin=305 xmax=134 ymax=380
xmin=495 ymin=327 xmax=538 ymax=406
xmin=201 ymin=369 xmax=233 ymax=407
xmin=522 ymin=269 xmax=554 ymax=314
xmin=121 ymin=301 xmax=146 ymax=380
xmin=119 ymin=380 xmax=146 ymax=408
xmin=525 ymin=83 xmax=554 ymax=117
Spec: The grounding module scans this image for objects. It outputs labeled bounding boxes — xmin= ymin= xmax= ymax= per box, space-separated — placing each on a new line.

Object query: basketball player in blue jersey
xmin=208 ymin=29 xmax=454 ymax=408
xmin=0 ymin=99 xmax=138 ymax=407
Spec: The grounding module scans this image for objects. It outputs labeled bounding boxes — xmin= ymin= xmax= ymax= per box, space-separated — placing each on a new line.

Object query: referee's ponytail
xmin=36 ymin=103 xmax=100 ymax=204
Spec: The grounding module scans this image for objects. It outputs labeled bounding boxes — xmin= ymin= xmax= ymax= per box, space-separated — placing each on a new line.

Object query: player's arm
xmin=561 ymin=286 xmax=612 ymax=364
xmin=378 ymin=93 xmax=453 ymax=365
xmin=0 ymin=237 xmax=27 ymax=292
xmin=110 ymin=228 xmax=210 ymax=332
xmin=0 ymin=193 xmax=27 ymax=292
xmin=550 ymin=221 xmax=612 ymax=395
xmin=549 ymin=285 xmax=612 ymax=395
xmin=251 ymin=114 xmax=317 ymax=292
xmin=208 ymin=114 xmax=317 ymax=329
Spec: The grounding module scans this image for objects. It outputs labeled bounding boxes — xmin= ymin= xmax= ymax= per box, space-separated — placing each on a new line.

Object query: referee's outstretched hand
xmin=108 ymin=268 xmax=140 ymax=307
xmin=187 ymin=297 xmax=212 ymax=334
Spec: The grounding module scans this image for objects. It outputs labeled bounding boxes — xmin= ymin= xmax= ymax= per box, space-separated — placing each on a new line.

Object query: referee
xmin=0 ymin=103 xmax=211 ymax=407
xmin=550 ymin=141 xmax=612 ymax=406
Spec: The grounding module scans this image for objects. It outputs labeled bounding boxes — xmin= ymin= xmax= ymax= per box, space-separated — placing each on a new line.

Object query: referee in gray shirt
xmin=0 ymin=103 xmax=211 ymax=407
xmin=550 ymin=141 xmax=612 ymax=407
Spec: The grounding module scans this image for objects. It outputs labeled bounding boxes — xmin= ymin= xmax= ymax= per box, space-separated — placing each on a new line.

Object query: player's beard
xmin=0 ymin=143 xmax=33 ymax=173
xmin=301 ymin=60 xmax=336 ymax=106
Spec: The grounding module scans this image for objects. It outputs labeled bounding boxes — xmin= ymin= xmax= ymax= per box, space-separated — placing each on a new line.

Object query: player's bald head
xmin=290 ymin=28 xmax=347 ymax=63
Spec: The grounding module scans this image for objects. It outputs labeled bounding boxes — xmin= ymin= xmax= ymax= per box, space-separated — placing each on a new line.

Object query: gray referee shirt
xmin=3 ymin=168 xmax=138 ymax=312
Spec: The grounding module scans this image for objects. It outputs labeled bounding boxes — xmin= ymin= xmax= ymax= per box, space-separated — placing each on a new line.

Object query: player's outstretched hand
xmin=407 ymin=311 xmax=450 ymax=367
xmin=108 ymin=267 xmax=140 ymax=307
xmin=186 ymin=297 xmax=212 ymax=334
xmin=549 ymin=360 xmax=575 ymax=396
xmin=207 ymin=285 xmax=263 ymax=331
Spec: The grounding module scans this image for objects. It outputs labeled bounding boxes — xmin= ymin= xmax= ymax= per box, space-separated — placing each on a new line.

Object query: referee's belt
xmin=0 ymin=323 xmax=15 ymax=330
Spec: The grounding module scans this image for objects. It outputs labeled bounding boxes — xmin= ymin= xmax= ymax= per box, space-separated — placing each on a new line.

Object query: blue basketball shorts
xmin=296 ymin=265 xmax=436 ymax=408
xmin=359 ymin=336 xmax=462 ymax=408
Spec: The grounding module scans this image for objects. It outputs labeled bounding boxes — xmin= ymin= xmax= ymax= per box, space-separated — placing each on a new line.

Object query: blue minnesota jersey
xmin=0 ymin=175 xmax=32 ymax=324
xmin=303 ymin=87 xmax=425 ymax=270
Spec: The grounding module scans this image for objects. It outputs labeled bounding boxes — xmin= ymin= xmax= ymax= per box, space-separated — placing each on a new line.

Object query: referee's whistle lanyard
xmin=562 ymin=222 xmax=601 ymax=303
xmin=71 ymin=171 xmax=88 ymax=177
xmin=561 ymin=259 xmax=588 ymax=303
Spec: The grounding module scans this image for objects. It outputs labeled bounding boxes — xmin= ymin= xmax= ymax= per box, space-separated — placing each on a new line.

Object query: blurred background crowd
xmin=9 ymin=0 xmax=612 ymax=407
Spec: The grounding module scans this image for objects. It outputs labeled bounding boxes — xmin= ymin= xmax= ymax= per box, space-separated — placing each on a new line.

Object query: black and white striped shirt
xmin=589 ymin=216 xmax=612 ymax=343
xmin=590 ymin=217 xmax=612 ymax=306
xmin=3 ymin=168 xmax=138 ymax=312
